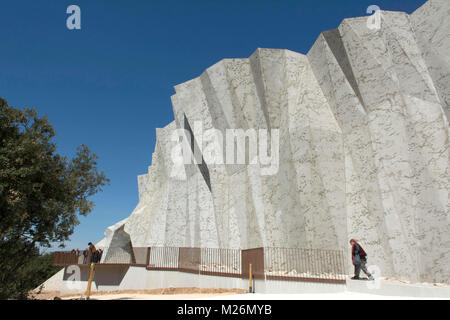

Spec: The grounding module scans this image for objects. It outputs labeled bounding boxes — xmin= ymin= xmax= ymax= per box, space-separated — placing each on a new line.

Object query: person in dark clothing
xmin=88 ymin=242 xmax=101 ymax=263
xmin=350 ymin=239 xmax=374 ymax=280
xmin=96 ymin=248 xmax=103 ymax=263
xmin=82 ymin=249 xmax=89 ymax=264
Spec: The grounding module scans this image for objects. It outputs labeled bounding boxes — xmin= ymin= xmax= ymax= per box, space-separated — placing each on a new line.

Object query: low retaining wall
xmin=57 ymin=265 xmax=449 ymax=298
xmin=59 ymin=265 xmax=345 ymax=295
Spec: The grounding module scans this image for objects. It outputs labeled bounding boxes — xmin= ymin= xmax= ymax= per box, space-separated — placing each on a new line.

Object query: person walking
xmin=350 ymin=239 xmax=374 ymax=280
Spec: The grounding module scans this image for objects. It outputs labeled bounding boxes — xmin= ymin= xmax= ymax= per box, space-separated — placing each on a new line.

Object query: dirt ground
xmin=31 ymin=287 xmax=248 ymax=300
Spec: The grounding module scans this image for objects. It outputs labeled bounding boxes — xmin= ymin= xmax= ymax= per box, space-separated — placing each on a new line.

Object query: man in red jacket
xmin=350 ymin=239 xmax=374 ymax=280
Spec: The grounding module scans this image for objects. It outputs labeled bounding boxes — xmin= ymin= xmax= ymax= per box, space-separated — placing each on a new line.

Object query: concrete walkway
xmin=60 ymin=291 xmax=448 ymax=300
xmin=207 ymin=291 xmax=448 ymax=300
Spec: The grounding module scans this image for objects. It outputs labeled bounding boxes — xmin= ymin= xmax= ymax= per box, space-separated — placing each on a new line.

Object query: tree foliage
xmin=0 ymin=97 xmax=109 ymax=299
xmin=3 ymin=250 xmax=60 ymax=300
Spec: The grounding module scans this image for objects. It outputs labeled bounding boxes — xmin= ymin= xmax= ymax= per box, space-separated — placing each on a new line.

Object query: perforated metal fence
xmin=101 ymin=246 xmax=131 ymax=264
xmin=178 ymin=247 xmax=201 ymax=274
xmin=53 ymin=251 xmax=80 ymax=266
xmin=54 ymin=246 xmax=347 ymax=284
xmin=131 ymin=247 xmax=148 ymax=265
xmin=53 ymin=250 xmax=98 ymax=266
xmin=242 ymin=247 xmax=265 ymax=279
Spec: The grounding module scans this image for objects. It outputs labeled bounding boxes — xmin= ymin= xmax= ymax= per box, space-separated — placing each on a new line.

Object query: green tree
xmin=10 ymin=251 xmax=60 ymax=300
xmin=0 ymin=97 xmax=109 ymax=299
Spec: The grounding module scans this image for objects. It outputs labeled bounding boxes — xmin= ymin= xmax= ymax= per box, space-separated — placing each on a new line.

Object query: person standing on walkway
xmin=350 ymin=239 xmax=374 ymax=280
xmin=88 ymin=242 xmax=98 ymax=263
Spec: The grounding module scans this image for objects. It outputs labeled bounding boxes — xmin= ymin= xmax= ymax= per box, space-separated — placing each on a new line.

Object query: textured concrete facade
xmin=103 ymin=0 xmax=449 ymax=284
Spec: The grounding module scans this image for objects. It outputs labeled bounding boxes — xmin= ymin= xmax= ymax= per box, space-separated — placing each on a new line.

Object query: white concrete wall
xmin=58 ymin=266 xmax=345 ymax=295
xmin=254 ymin=279 xmax=345 ymax=294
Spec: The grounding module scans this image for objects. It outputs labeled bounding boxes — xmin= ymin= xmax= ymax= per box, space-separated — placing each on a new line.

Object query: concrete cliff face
xmin=103 ymin=0 xmax=449 ymax=284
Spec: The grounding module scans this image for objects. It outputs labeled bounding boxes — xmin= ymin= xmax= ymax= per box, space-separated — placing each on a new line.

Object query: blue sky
xmin=0 ymin=0 xmax=426 ymax=251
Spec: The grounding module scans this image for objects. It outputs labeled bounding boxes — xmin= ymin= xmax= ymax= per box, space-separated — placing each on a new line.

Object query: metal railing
xmin=147 ymin=247 xmax=179 ymax=270
xmin=178 ymin=247 xmax=201 ymax=274
xmin=53 ymin=250 xmax=99 ymax=266
xmin=131 ymin=247 xmax=149 ymax=265
xmin=53 ymin=246 xmax=347 ymax=284
xmin=264 ymin=247 xmax=347 ymax=283
xmin=145 ymin=247 xmax=242 ymax=278
xmin=53 ymin=251 xmax=81 ymax=266
xmin=53 ymin=247 xmax=128 ymax=266
xmin=200 ymin=248 xmax=241 ymax=277
xmin=101 ymin=246 xmax=131 ymax=264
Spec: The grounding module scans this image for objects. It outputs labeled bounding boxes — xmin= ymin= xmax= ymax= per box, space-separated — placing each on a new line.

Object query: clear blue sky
xmin=0 ymin=0 xmax=426 ymax=251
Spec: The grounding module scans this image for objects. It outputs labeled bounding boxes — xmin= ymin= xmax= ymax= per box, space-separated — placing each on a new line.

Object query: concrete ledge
xmin=255 ymin=279 xmax=346 ymax=294
xmin=59 ymin=266 xmax=347 ymax=295
xmin=346 ymin=279 xmax=450 ymax=299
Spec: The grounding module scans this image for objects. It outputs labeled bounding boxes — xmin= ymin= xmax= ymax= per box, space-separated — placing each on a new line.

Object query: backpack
xmin=358 ymin=244 xmax=367 ymax=257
